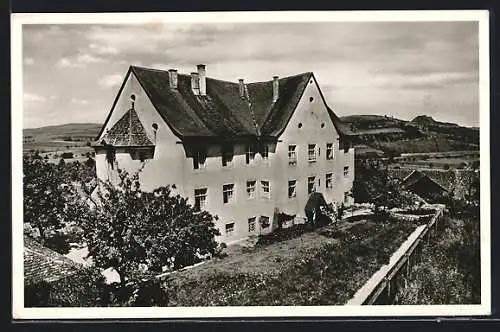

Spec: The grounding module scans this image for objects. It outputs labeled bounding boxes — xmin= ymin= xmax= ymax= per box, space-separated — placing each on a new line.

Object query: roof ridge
xmin=132 ymin=65 xmax=313 ymax=85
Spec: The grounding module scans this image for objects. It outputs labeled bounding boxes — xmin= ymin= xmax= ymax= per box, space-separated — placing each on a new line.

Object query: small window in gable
xmin=309 ymin=97 xmax=314 ymax=102
xmin=298 ymin=123 xmax=303 ymax=128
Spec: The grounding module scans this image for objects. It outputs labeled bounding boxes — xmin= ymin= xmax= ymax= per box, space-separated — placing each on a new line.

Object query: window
xmin=259 ymin=216 xmax=270 ymax=229
xmin=309 ymin=97 xmax=314 ymax=102
xmin=308 ymin=176 xmax=316 ymax=194
xmin=245 ymin=145 xmax=255 ymax=164
xmin=308 ymin=144 xmax=316 ymax=163
xmin=221 ymin=144 xmax=234 ymax=167
xmin=261 ymin=181 xmax=270 ymax=199
xmin=288 ymin=145 xmax=297 ymax=165
xmin=246 ymin=180 xmax=256 ymax=199
xmin=193 ymin=149 xmax=207 ymax=170
xmin=248 ymin=217 xmax=256 ymax=232
xmin=225 ymin=222 xmax=235 ymax=236
xmin=326 ymin=143 xmax=334 ymax=160
xmin=344 ymin=166 xmax=349 ymax=177
xmin=288 ymin=180 xmax=297 ymax=198
xmin=194 ymin=188 xmax=207 ymax=210
xmin=344 ymin=192 xmax=350 ymax=203
xmin=223 ymin=184 xmax=234 ymax=204
xmin=261 ymin=144 xmax=269 ymax=163
xmin=326 ymin=173 xmax=333 ymax=189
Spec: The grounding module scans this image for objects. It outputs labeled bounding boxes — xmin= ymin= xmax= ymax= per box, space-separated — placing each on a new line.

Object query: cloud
xmin=98 ymin=73 xmax=123 ymax=89
xmin=70 ymin=98 xmax=89 ymax=105
xmin=56 ymin=53 xmax=104 ymax=68
xmin=24 ymin=92 xmax=46 ymax=103
xmin=24 ymin=57 xmax=35 ymax=66
xmin=88 ymin=43 xmax=119 ymax=55
xmin=370 ymin=71 xmax=476 ymax=90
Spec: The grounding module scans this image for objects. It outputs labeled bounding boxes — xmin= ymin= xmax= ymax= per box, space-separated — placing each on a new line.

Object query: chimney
xmin=197 ymin=64 xmax=206 ymax=96
xmin=168 ymin=69 xmax=178 ymax=89
xmin=238 ymin=79 xmax=245 ymax=98
xmin=191 ymin=72 xmax=200 ymax=95
xmin=272 ymin=76 xmax=279 ymax=103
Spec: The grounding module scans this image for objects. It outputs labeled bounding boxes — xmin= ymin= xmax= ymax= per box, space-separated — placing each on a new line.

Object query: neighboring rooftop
xmin=24 ymin=236 xmax=83 ymax=285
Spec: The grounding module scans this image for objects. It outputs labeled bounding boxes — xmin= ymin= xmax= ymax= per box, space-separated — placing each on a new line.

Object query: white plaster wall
xmin=94 ymin=72 xmax=354 ymax=244
xmin=95 ymin=72 xmax=186 ymax=193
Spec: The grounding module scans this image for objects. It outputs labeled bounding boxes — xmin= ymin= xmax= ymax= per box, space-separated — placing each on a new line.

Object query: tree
xmin=81 ymin=169 xmax=222 ymax=289
xmin=23 ymin=153 xmax=88 ymax=253
xmin=353 ymin=160 xmax=416 ymax=217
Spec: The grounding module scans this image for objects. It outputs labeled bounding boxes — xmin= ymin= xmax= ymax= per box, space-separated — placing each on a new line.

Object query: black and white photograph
xmin=11 ymin=11 xmax=490 ymax=318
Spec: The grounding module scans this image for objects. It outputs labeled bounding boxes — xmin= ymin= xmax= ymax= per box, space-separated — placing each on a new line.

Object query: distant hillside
xmin=23 ymin=123 xmax=102 ymax=153
xmin=24 ymin=123 xmax=102 ymax=141
xmin=339 ymin=115 xmax=479 ymax=156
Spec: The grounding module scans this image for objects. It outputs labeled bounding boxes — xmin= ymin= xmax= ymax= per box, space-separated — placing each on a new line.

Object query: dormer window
xmin=245 ymin=144 xmax=255 ymax=165
xmin=222 ymin=144 xmax=234 ymax=167
xmin=260 ymin=144 xmax=269 ymax=163
xmin=193 ymin=149 xmax=207 ymax=170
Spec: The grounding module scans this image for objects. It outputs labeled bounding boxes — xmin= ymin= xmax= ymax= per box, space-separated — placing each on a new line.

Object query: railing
xmin=347 ymin=205 xmax=445 ymax=305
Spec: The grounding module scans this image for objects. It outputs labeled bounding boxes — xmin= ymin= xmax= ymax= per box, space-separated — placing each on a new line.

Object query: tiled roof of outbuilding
xmin=24 ymin=236 xmax=83 ymax=285
xmin=98 ymin=66 xmax=350 ymax=140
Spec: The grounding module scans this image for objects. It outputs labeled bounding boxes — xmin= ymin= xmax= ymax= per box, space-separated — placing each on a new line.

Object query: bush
xmin=61 ymin=152 xmax=74 ymax=159
xmin=25 ymin=268 xmax=106 ymax=307
xmin=395 ymin=213 xmax=480 ymax=304
xmin=257 ymin=223 xmax=308 ymax=246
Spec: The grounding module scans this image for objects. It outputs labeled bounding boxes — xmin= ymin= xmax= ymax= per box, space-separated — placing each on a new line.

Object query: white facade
xmin=94 ymin=71 xmax=355 ymax=243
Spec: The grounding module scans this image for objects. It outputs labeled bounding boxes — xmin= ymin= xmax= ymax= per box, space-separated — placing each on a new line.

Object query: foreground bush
xmin=25 ymin=269 xmax=106 ymax=307
xmin=395 ymin=212 xmax=480 ymax=304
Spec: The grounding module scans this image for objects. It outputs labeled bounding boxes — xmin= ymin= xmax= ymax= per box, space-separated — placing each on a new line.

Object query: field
xmin=23 ymin=123 xmax=101 ymax=162
xmin=165 ymin=213 xmax=430 ymax=306
xmin=391 ymin=150 xmax=479 ymax=170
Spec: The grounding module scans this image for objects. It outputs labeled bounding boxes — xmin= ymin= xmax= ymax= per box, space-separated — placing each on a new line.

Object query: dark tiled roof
xmin=121 ymin=66 xmax=349 ymax=139
xmin=100 ymin=108 xmax=154 ymax=146
xmin=24 ymin=236 xmax=83 ymax=285
xmin=401 ymin=170 xmax=448 ymax=192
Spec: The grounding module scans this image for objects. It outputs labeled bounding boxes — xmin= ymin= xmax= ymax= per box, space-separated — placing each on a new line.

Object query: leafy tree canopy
xmin=81 ymin=170 xmax=222 ymax=285
xmin=353 ymin=160 xmax=416 ymax=213
xmin=23 ymin=153 xmax=89 ymax=253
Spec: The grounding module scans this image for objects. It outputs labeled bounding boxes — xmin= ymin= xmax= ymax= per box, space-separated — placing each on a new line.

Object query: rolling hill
xmin=22 ymin=115 xmax=479 ymax=157
xmin=339 ymin=115 xmax=479 ymax=156
xmin=23 ymin=123 xmax=102 ymax=153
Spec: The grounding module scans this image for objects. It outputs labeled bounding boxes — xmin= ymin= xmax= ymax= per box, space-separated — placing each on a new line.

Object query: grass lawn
xmin=165 ymin=214 xmax=431 ymax=306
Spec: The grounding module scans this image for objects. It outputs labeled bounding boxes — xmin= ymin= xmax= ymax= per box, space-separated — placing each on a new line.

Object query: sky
xmin=22 ymin=21 xmax=480 ymax=128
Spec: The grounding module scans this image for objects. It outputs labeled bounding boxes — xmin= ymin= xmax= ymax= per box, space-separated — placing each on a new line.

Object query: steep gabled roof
xmin=400 ymin=170 xmax=448 ymax=192
xmin=98 ymin=65 xmax=350 ymax=141
xmin=24 ymin=236 xmax=83 ymax=285
xmin=100 ymin=108 xmax=154 ymax=146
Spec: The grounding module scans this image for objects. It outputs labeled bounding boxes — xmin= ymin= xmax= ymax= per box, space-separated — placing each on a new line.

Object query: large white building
xmin=93 ymin=64 xmax=355 ymax=242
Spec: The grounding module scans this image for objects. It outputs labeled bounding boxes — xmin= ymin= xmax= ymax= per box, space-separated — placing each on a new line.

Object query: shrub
xmin=24 ymin=268 xmax=106 ymax=307
xmin=61 ymin=152 xmax=74 ymax=159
